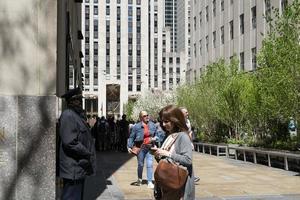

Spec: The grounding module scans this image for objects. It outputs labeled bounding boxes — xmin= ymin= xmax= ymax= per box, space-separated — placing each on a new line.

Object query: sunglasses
xmin=142 ymin=115 xmax=149 ymax=117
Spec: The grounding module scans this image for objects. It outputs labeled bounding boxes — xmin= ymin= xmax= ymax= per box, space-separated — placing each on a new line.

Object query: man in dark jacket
xmin=59 ymin=87 xmax=96 ymax=200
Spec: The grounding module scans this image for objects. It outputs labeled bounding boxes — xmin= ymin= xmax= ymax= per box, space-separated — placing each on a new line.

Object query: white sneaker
xmin=147 ymin=182 xmax=154 ymax=189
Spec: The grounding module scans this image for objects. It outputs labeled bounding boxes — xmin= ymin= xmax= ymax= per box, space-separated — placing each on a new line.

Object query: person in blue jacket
xmin=127 ymin=110 xmax=158 ymax=189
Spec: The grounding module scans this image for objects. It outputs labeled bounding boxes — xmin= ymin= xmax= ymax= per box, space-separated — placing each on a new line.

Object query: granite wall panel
xmin=0 ymin=95 xmax=56 ymax=200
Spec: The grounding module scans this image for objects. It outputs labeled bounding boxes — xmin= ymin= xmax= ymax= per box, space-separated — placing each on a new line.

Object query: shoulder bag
xmin=130 ymin=141 xmax=143 ymax=156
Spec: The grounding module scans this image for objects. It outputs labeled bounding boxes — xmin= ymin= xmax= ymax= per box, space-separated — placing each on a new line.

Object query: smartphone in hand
xmin=150 ymin=146 xmax=158 ymax=154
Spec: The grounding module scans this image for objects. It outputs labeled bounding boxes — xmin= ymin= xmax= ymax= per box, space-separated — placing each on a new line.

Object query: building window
xmin=117 ymin=0 xmax=121 ymax=4
xmin=154 ymin=75 xmax=158 ymax=87
xmin=213 ymin=0 xmax=216 ymax=17
xmin=194 ymin=43 xmax=197 ymax=57
xmin=117 ymin=7 xmax=121 ymax=20
xmin=199 ymin=39 xmax=202 ymax=55
xmin=137 ymin=0 xmax=141 ymax=5
xmin=221 ymin=0 xmax=224 ymax=11
xmin=94 ymin=41 xmax=98 ymax=55
xmin=199 ymin=11 xmax=202 ymax=26
xmin=128 ymin=21 xmax=132 ymax=33
xmin=94 ymin=19 xmax=98 ymax=39
xmin=94 ymin=73 xmax=98 ymax=86
xmin=194 ymin=16 xmax=197 ymax=31
xmin=106 ymin=6 xmax=110 ymax=15
xmin=252 ymin=6 xmax=256 ymax=29
xmin=252 ymin=47 xmax=257 ymax=69
xmin=94 ymin=5 xmax=98 ymax=15
xmin=128 ymin=84 xmax=132 ymax=91
xmin=85 ymin=74 xmax=90 ymax=85
xmin=106 ymin=20 xmax=110 ymax=32
xmin=137 ymin=85 xmax=141 ymax=91
xmin=213 ymin=31 xmax=216 ymax=48
xmin=136 ymin=7 xmax=141 ymax=21
xmin=128 ymin=0 xmax=132 ymax=4
xmin=176 ymin=57 xmax=180 ymax=64
xmin=206 ymin=35 xmax=209 ymax=51
xmin=169 ymin=57 xmax=173 ymax=64
xmin=240 ymin=52 xmax=244 ymax=70
xmin=281 ymin=0 xmax=288 ymax=13
xmin=240 ymin=14 xmax=244 ymax=34
xmin=206 ymin=6 xmax=209 ymax=21
xmin=94 ymin=0 xmax=98 ymax=3
xmin=85 ymin=5 xmax=90 ymax=19
xmin=265 ymin=0 xmax=271 ymax=20
xmin=128 ymin=6 xmax=133 ymax=17
xmin=230 ymin=20 xmax=234 ymax=40
xmin=221 ymin=26 xmax=224 ymax=44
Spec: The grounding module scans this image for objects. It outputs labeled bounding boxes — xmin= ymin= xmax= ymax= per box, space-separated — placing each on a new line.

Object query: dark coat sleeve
xmin=59 ymin=111 xmax=92 ymax=159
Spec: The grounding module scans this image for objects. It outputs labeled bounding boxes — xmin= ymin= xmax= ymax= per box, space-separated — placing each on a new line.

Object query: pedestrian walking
xmin=119 ymin=114 xmax=130 ymax=152
xmin=97 ymin=116 xmax=109 ymax=151
xmin=108 ymin=116 xmax=118 ymax=151
xmin=127 ymin=111 xmax=158 ymax=189
xmin=59 ymin=87 xmax=96 ymax=200
xmin=153 ymin=105 xmax=195 ymax=200
xmin=91 ymin=116 xmax=100 ymax=151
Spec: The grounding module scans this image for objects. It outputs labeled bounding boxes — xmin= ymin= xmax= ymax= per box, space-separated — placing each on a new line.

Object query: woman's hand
xmin=154 ymin=148 xmax=171 ymax=157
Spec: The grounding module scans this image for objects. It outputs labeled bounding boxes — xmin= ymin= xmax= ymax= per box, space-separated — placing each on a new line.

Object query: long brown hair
xmin=159 ymin=105 xmax=188 ymax=134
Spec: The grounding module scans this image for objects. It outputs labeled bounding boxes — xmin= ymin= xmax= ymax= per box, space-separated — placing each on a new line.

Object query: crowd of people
xmin=88 ymin=114 xmax=131 ymax=152
xmin=58 ymin=87 xmax=197 ymax=200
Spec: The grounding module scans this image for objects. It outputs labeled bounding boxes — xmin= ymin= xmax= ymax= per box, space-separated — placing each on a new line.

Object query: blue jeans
xmin=137 ymin=146 xmax=153 ymax=183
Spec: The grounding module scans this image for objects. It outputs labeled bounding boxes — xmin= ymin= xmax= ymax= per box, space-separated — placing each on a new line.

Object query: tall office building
xmin=165 ymin=0 xmax=177 ymax=51
xmin=189 ymin=0 xmax=289 ymax=82
xmin=176 ymin=0 xmax=191 ymax=76
xmin=81 ymin=0 xmax=186 ymax=117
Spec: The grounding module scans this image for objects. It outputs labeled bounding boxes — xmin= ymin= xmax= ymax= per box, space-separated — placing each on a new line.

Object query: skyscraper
xmin=81 ymin=0 xmax=186 ymax=117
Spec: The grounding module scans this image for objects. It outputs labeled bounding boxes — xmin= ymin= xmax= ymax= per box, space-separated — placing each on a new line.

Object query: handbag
xmin=154 ymin=157 xmax=188 ymax=190
xmin=131 ymin=145 xmax=141 ymax=156
xmin=130 ymin=141 xmax=142 ymax=156
xmin=154 ymin=133 xmax=189 ymax=190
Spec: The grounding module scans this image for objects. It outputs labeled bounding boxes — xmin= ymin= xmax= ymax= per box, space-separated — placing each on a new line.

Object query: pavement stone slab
xmin=83 ymin=151 xmax=300 ymax=200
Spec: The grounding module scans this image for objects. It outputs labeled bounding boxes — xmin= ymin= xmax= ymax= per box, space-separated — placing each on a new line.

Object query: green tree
xmin=256 ymin=0 xmax=300 ymax=144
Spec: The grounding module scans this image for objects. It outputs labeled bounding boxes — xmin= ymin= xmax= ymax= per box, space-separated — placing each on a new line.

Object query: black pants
xmin=61 ymin=178 xmax=85 ymax=200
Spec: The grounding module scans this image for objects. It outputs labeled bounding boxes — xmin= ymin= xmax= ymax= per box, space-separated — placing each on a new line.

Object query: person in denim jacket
xmin=127 ymin=111 xmax=158 ymax=189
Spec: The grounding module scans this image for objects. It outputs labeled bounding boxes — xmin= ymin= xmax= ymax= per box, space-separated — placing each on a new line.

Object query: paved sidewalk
xmin=83 ymin=152 xmax=300 ymax=200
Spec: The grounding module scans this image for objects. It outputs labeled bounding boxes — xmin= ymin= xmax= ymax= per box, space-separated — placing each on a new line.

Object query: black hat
xmin=61 ymin=87 xmax=82 ymax=101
